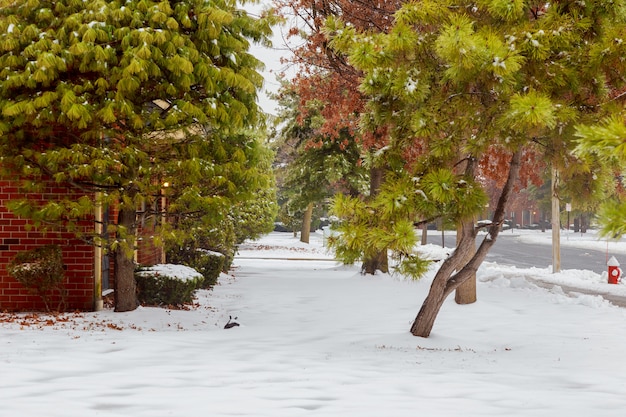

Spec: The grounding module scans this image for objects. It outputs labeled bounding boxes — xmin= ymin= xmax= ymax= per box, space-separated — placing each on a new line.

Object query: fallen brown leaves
xmin=0 ymin=311 xmax=131 ymax=332
xmin=242 ymin=244 xmax=316 ymax=253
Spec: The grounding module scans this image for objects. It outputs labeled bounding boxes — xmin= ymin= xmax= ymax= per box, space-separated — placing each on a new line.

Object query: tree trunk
xmin=410 ymin=279 xmax=447 ymax=336
xmin=410 ymin=150 xmax=522 ymax=337
xmin=300 ymin=202 xmax=314 ymax=244
xmin=362 ymin=249 xmax=389 ymax=274
xmin=421 ymin=224 xmax=428 ymax=245
xmin=411 ymin=229 xmax=475 ymax=336
xmin=580 ymin=214 xmax=587 ymax=233
xmin=454 ymin=154 xmax=479 ymax=305
xmin=114 ymin=205 xmax=138 ymax=312
xmin=361 ymin=166 xmax=388 ymax=274
xmin=454 ymin=268 xmax=477 ymax=304
xmin=455 ymin=218 xmax=477 ymax=305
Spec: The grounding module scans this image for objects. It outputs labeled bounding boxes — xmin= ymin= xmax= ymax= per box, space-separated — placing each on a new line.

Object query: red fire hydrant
xmin=608 ymin=256 xmax=622 ymax=284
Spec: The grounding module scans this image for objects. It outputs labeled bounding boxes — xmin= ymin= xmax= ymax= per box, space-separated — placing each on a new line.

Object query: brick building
xmin=0 ymin=179 xmax=163 ymax=312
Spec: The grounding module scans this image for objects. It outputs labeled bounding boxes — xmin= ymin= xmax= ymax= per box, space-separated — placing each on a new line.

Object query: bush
xmin=135 ymin=264 xmax=204 ymax=307
xmin=166 ymin=247 xmax=225 ymax=289
xmin=194 ymin=249 xmax=225 ymax=288
xmin=7 ymin=245 xmax=66 ymax=312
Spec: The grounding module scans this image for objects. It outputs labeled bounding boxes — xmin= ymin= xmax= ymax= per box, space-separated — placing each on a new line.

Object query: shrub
xmin=166 ymin=247 xmax=225 ymax=289
xmin=135 ymin=264 xmax=204 ymax=307
xmin=7 ymin=245 xmax=66 ymax=312
xmin=194 ymin=249 xmax=225 ymax=288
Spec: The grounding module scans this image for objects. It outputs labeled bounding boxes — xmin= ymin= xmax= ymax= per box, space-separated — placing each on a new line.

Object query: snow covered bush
xmin=166 ymin=248 xmax=225 ymax=289
xmin=194 ymin=250 xmax=225 ymax=288
xmin=135 ymin=264 xmax=204 ymax=307
xmin=7 ymin=245 xmax=66 ymax=312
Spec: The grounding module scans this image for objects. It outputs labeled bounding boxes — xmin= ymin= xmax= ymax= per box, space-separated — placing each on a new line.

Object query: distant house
xmin=0 ymin=178 xmax=163 ymax=312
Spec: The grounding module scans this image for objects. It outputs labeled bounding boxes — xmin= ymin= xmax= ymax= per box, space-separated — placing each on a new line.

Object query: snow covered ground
xmin=486 ymin=228 xmax=626 ymax=298
xmin=2 ymin=229 xmax=626 ymax=416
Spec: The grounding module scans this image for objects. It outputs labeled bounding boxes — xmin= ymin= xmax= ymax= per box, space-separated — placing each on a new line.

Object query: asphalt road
xmin=437 ymin=231 xmax=612 ymax=275
xmin=437 ymin=230 xmax=626 ymax=307
xmin=485 ymin=233 xmax=611 ymax=275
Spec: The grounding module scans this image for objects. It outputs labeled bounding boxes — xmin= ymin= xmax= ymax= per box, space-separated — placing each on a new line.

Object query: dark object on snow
xmin=224 ymin=316 xmax=240 ymax=329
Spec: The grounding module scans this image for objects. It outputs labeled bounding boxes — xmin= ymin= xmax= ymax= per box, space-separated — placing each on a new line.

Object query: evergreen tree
xmin=274 ymin=0 xmax=404 ymax=271
xmin=575 ymin=115 xmax=626 ymax=237
xmin=326 ymin=0 xmax=626 ymax=336
xmin=0 ymin=0 xmax=276 ymax=311
xmin=164 ymin=128 xmax=277 ymax=268
xmin=273 ymin=84 xmax=367 ymax=242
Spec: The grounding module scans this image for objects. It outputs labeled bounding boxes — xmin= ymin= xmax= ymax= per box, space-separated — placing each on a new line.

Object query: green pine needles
xmin=0 ymin=0 xmax=270 ymax=139
xmin=328 ymin=170 xmax=487 ymax=279
xmin=323 ymin=0 xmax=626 ymax=278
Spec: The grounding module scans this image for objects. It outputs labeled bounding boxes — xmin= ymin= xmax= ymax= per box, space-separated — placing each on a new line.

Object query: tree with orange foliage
xmin=273 ymin=0 xmax=402 ymax=143
xmin=326 ymin=0 xmax=626 ymax=337
xmin=272 ymin=84 xmax=367 ymax=242
xmin=272 ymin=0 xmax=404 ymax=271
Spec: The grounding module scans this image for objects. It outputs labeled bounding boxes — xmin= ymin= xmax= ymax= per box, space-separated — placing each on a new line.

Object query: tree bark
xmin=362 ymin=249 xmax=389 ymax=274
xmin=300 ymin=202 xmax=313 ymax=243
xmin=454 ymin=155 xmax=479 ymax=304
xmin=114 ymin=205 xmax=138 ymax=312
xmin=369 ymin=165 xmax=385 ymax=194
xmin=410 ymin=149 xmax=522 ymax=337
xmin=361 ymin=166 xmax=388 ymax=274
xmin=410 ymin=225 xmax=477 ymax=337
xmin=454 ymin=218 xmax=477 ymax=305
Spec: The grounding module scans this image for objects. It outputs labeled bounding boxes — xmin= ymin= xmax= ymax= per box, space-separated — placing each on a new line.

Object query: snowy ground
xmin=481 ymin=228 xmax=626 ymax=298
xmin=2 ymin=230 xmax=626 ymax=416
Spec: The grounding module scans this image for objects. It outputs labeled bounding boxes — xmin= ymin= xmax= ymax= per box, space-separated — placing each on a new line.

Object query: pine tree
xmin=163 ymin=128 xmax=278 ymax=266
xmin=274 ymin=0 xmax=405 ymax=270
xmin=575 ymin=115 xmax=626 ymax=237
xmin=326 ymin=0 xmax=626 ymax=336
xmin=0 ymin=0 xmax=276 ymax=311
xmin=272 ymin=84 xmax=367 ymax=242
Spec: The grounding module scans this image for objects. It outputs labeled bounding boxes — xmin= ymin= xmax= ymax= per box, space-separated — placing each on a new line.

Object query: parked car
xmin=476 ymin=219 xmax=511 ymax=231
xmin=273 ymin=222 xmax=291 ymax=232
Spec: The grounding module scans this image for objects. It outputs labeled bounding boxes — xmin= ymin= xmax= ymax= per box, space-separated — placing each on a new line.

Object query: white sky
xmin=245 ymin=0 xmax=295 ymax=116
xmin=2 ymin=229 xmax=626 ymax=416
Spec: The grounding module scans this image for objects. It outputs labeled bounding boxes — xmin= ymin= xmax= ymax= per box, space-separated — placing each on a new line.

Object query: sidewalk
xmin=240 ymin=230 xmax=626 ymax=308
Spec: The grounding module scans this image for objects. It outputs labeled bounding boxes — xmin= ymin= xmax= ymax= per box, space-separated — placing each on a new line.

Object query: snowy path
xmin=1 ymin=231 xmax=626 ymax=416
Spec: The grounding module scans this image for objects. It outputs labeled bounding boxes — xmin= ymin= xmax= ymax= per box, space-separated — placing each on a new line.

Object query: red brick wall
xmin=0 ymin=178 xmax=166 ymax=312
xmin=0 ymin=179 xmax=95 ymax=312
xmin=135 ymin=201 xmax=164 ymax=266
xmin=106 ymin=203 xmax=164 ymax=274
xmin=137 ymin=237 xmax=163 ymax=266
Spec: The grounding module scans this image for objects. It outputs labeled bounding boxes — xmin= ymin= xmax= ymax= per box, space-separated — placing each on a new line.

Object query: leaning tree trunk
xmin=410 ymin=150 xmax=522 ymax=337
xmin=454 ymin=218 xmax=477 ymax=305
xmin=454 ymin=153 xmax=479 ymax=304
xmin=300 ymin=202 xmax=314 ymax=244
xmin=114 ymin=205 xmax=139 ymax=312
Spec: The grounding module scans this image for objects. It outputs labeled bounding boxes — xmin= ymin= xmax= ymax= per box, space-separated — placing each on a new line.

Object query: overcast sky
xmin=246 ymin=0 xmax=299 ymax=115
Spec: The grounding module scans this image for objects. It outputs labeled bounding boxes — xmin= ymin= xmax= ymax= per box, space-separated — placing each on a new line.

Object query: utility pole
xmin=552 ymin=167 xmax=561 ymax=273
xmin=94 ymin=192 xmax=104 ymax=311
